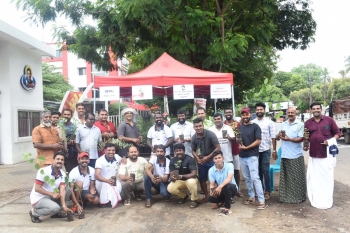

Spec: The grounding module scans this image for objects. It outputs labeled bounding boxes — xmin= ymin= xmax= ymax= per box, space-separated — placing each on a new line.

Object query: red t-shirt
xmin=224 ymin=120 xmax=240 ymax=155
xmin=94 ymin=121 xmax=117 ymax=156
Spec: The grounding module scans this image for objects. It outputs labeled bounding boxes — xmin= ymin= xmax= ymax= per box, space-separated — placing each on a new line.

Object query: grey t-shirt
xmin=191 ymin=129 xmax=219 ymax=162
xmin=117 ymin=121 xmax=140 ymax=157
xmin=238 ymin=123 xmax=261 ymax=158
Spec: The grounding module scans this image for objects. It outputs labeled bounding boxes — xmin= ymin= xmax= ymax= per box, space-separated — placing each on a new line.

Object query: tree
xmin=251 ymin=84 xmax=288 ymax=103
xmin=327 ymin=78 xmax=350 ymax=101
xmin=15 ymin=0 xmax=316 ymax=103
xmin=338 ymin=55 xmax=350 ymax=78
xmin=290 ymin=87 xmax=322 ymax=112
xmin=42 ymin=63 xmax=73 ymax=101
xmin=291 ymin=64 xmax=328 ymax=105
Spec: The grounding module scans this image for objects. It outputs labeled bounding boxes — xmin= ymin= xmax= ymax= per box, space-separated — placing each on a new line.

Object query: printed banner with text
xmin=210 ymin=84 xmax=231 ymax=99
xmin=99 ymin=86 xmax=120 ymax=100
xmin=173 ymin=84 xmax=194 ymax=99
xmin=132 ymin=85 xmax=153 ymax=100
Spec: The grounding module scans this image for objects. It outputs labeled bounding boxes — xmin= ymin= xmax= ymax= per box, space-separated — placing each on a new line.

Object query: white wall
xmin=68 ymin=52 xmax=87 ymax=90
xmin=0 ymin=42 xmax=43 ymax=164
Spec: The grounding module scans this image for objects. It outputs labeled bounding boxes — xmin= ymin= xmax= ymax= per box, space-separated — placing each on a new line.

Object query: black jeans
xmin=208 ymin=183 xmax=237 ymax=209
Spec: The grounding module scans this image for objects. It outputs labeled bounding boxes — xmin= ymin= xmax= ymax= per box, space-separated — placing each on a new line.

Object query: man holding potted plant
xmin=69 ymin=152 xmax=99 ymax=216
xmin=118 ymin=108 xmax=141 ymax=157
xmin=29 ymin=152 xmax=72 ymax=223
xmin=144 ymin=145 xmax=170 ymax=207
xmin=94 ymin=109 xmax=117 ymax=157
xmin=208 ymin=150 xmax=238 ymax=216
xmin=62 ymin=108 xmax=78 ymax=173
xmin=191 ymin=118 xmax=220 ymax=204
xmin=167 ymin=144 xmax=198 ymax=208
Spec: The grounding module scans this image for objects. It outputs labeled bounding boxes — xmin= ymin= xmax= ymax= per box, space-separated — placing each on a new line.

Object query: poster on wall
xmin=132 ymin=85 xmax=153 ymax=100
xmin=173 ymin=84 xmax=194 ymax=99
xmin=20 ymin=65 xmax=36 ymax=91
xmin=193 ymin=98 xmax=207 ymax=113
xmin=210 ymin=84 xmax=231 ymax=99
xmin=99 ymin=86 xmax=120 ymax=100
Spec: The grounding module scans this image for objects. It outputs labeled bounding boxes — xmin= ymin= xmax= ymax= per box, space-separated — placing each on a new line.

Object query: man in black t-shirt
xmin=167 ymin=144 xmax=199 ymax=208
xmin=238 ymin=107 xmax=268 ymax=210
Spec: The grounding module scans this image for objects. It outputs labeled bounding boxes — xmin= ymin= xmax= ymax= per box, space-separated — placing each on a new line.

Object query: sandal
xmin=164 ymin=198 xmax=171 ymax=202
xmin=189 ymin=201 xmax=199 ymax=208
xmin=145 ymin=200 xmax=152 ymax=208
xmin=231 ymin=198 xmax=235 ymax=204
xmin=243 ymin=198 xmax=255 ymax=205
xmin=136 ymin=195 xmax=142 ymax=201
xmin=177 ymin=195 xmax=189 ymax=204
xmin=29 ymin=211 xmax=42 ymax=223
xmin=236 ymin=192 xmax=243 ymax=197
xmin=257 ymin=203 xmax=268 ymax=210
xmin=51 ymin=212 xmax=67 ymax=218
xmin=124 ymin=199 xmax=131 ymax=206
xmin=219 ymin=209 xmax=232 ymax=216
xmin=264 ymin=192 xmax=270 ymax=200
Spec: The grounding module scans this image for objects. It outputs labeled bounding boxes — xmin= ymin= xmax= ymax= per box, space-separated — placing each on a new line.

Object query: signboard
xmin=99 ymin=86 xmax=120 ymax=100
xmin=210 ymin=84 xmax=231 ymax=99
xmin=132 ymin=85 xmax=153 ymax=100
xmin=173 ymin=84 xmax=194 ymax=99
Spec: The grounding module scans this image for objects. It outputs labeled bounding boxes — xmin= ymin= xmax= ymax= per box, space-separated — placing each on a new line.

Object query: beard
xmin=225 ymin=115 xmax=232 ymax=120
xmin=157 ymin=155 xmax=164 ymax=160
xmin=43 ymin=121 xmax=52 ymax=127
xmin=178 ymin=118 xmax=185 ymax=124
xmin=256 ymin=112 xmax=264 ymax=117
xmin=156 ymin=120 xmax=163 ymax=126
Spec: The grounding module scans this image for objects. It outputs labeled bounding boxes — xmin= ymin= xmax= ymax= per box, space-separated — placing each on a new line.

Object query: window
xmin=78 ymin=67 xmax=86 ymax=75
xmin=56 ymin=50 xmax=62 ymax=58
xmin=18 ymin=111 xmax=40 ymax=137
xmin=78 ymin=87 xmax=86 ymax=92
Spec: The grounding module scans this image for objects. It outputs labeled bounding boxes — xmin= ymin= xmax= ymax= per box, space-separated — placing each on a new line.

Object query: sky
xmin=1 ymin=0 xmax=349 ymax=78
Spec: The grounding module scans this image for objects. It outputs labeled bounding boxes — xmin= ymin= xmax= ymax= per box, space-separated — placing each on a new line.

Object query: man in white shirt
xmin=209 ymin=113 xmax=235 ymax=163
xmin=118 ymin=146 xmax=148 ymax=205
xmin=69 ymin=152 xmax=99 ymax=216
xmin=144 ymin=145 xmax=170 ymax=208
xmin=95 ymin=143 xmax=123 ymax=208
xmin=75 ymin=112 xmax=101 ymax=168
xmin=29 ymin=152 xmax=72 ymax=223
xmin=71 ymin=102 xmax=86 ymax=126
xmin=170 ymin=109 xmax=195 ymax=157
xmin=147 ymin=112 xmax=173 ymax=158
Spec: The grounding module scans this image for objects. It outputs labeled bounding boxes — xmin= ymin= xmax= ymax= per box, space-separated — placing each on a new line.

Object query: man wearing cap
xmin=239 ymin=107 xmax=267 ymax=210
xmin=118 ymin=107 xmax=141 ymax=157
xmin=147 ymin=112 xmax=173 ymax=158
xmin=95 ymin=143 xmax=123 ymax=208
xmin=95 ymin=109 xmax=117 ymax=157
xmin=69 ymin=152 xmax=99 ymax=215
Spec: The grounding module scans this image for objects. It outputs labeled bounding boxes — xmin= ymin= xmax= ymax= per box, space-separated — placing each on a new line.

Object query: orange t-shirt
xmin=32 ymin=124 xmax=60 ymax=165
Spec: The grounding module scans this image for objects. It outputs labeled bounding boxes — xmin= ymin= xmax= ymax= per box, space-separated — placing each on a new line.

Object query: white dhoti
xmin=307 ymin=138 xmax=337 ymax=209
xmin=96 ymin=180 xmax=122 ymax=208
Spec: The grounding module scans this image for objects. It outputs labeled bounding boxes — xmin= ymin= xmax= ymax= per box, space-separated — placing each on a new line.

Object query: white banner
xmin=99 ymin=86 xmax=120 ymax=100
xmin=210 ymin=84 xmax=231 ymax=99
xmin=132 ymin=85 xmax=153 ymax=100
xmin=173 ymin=84 xmax=194 ymax=100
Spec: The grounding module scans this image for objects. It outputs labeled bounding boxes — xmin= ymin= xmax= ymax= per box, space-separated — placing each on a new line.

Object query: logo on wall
xmin=20 ymin=65 xmax=36 ymax=91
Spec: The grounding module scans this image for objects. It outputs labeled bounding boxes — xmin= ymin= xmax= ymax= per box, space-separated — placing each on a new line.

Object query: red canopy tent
xmin=94 ymin=52 xmax=234 ymax=97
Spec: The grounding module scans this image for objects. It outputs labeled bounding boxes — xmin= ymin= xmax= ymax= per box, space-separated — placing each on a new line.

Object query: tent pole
xmin=214 ymin=99 xmax=217 ymax=113
xmin=93 ymin=74 xmax=96 ymax=114
xmin=118 ymin=95 xmax=121 ymax=124
xmin=231 ymin=85 xmax=235 ymax=115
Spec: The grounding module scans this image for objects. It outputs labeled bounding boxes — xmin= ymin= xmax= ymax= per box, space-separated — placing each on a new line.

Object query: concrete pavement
xmin=0 ymin=142 xmax=349 ymax=233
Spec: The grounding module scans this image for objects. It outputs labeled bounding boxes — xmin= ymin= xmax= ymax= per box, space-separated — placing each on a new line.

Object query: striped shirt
xmin=252 ymin=117 xmax=275 ymax=152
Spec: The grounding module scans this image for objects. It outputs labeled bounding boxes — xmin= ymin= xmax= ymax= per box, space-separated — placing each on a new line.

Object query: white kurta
xmin=307 ymin=138 xmax=337 ymax=209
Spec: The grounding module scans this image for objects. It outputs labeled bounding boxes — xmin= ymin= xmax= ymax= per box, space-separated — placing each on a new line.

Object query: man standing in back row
xmin=239 ymin=107 xmax=267 ymax=210
xmin=304 ymin=102 xmax=340 ymax=209
xmin=252 ymin=102 xmax=276 ymax=200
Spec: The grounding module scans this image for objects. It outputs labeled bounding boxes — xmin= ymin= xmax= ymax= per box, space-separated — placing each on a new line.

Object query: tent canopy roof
xmin=94 ymin=52 xmax=233 ymax=96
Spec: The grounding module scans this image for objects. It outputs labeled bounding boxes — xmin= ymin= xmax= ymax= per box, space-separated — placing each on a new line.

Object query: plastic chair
xmin=270 ymin=147 xmax=282 ymax=191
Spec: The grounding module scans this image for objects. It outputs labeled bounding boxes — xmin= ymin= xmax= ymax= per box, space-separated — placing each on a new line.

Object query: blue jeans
xmin=258 ymin=150 xmax=271 ymax=193
xmin=240 ymin=156 xmax=265 ymax=202
xmin=144 ymin=175 xmax=169 ymax=200
xmin=198 ymin=160 xmax=215 ymax=182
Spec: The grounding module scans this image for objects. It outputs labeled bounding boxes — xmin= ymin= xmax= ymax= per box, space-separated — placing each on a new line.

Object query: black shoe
xmin=29 ymin=211 xmax=42 ymax=223
xmin=51 ymin=212 xmax=67 ymax=218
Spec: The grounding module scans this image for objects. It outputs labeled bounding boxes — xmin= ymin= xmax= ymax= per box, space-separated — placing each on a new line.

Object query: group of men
xmin=29 ymin=101 xmax=340 ymax=222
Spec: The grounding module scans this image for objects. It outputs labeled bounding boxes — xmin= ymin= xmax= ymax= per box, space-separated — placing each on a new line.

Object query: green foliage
xmin=252 ymin=84 xmax=288 ymax=103
xmin=137 ymin=115 xmax=154 ymax=146
xmin=327 ymin=78 xmax=350 ymax=101
xmin=108 ymin=102 xmax=128 ymax=116
xmin=291 ymin=63 xmax=325 ymax=86
xmin=14 ymin=0 xmax=316 ymax=103
xmin=42 ymin=63 xmax=73 ymax=102
xmin=290 ymin=87 xmax=323 ymax=112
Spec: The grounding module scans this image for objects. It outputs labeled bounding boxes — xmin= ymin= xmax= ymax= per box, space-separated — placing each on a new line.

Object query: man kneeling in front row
xmin=209 ymin=151 xmax=238 ymax=216
xmin=167 ymin=143 xmax=199 ymax=208
xmin=69 ymin=152 xmax=99 ymax=216
xmin=29 ymin=152 xmax=72 ymax=223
